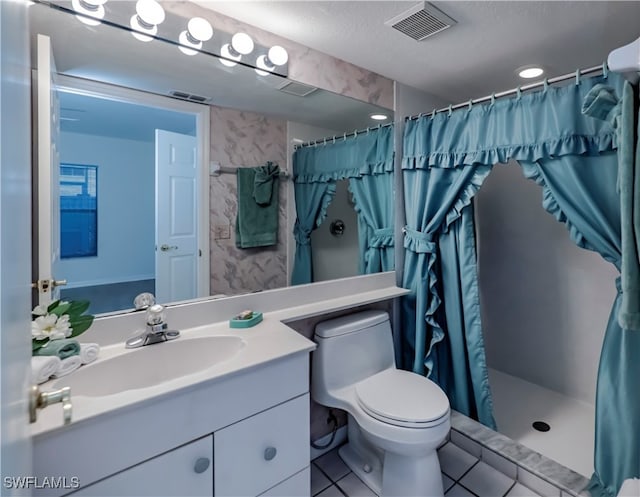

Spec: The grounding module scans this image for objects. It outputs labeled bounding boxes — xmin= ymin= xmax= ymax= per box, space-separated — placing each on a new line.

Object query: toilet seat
xmin=355 ymin=369 xmax=450 ymax=428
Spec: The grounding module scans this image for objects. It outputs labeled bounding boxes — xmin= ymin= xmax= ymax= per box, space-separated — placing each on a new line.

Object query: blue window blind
xmin=60 ymin=164 xmax=97 ymax=258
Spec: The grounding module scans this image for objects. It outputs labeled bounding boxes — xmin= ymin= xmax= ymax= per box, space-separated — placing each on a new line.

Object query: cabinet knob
xmin=264 ymin=447 xmax=277 ymax=461
xmin=193 ymin=457 xmax=210 ymax=474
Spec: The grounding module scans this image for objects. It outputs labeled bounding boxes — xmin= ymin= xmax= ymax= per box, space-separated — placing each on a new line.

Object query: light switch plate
xmin=214 ymin=224 xmax=231 ymax=240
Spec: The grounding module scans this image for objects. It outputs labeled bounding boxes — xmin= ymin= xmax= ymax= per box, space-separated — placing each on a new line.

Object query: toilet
xmin=312 ymin=310 xmax=450 ymax=497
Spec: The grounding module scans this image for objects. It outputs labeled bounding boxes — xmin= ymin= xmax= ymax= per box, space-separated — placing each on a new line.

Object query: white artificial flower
xmin=31 ymin=313 xmax=72 ymax=341
xmin=32 ymin=304 xmax=48 ymax=316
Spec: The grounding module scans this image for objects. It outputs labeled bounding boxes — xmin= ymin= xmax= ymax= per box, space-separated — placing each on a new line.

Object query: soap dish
xmin=229 ymin=312 xmax=263 ymax=328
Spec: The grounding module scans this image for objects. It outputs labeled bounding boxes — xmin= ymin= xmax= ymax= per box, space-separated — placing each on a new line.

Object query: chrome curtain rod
xmin=295 ymin=121 xmax=394 ymax=149
xmin=405 ymin=64 xmax=605 ymax=122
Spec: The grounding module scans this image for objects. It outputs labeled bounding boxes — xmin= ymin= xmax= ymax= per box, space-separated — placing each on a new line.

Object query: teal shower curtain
xmin=402 ymin=73 xmax=634 ymax=489
xmin=292 ymin=126 xmax=394 ymax=284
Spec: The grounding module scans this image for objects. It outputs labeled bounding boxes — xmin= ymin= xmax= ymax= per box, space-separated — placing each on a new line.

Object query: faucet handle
xmin=146 ymin=304 xmax=166 ymax=326
xmin=134 ymin=292 xmax=155 ymax=311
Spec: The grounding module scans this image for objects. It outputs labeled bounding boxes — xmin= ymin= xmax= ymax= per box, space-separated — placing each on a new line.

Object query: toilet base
xmin=339 ymin=443 xmax=382 ymax=495
xmin=338 ymin=440 xmax=444 ymax=497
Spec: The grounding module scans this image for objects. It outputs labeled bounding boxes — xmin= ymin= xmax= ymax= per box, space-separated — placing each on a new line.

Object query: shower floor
xmin=488 ymin=368 xmax=595 ymax=477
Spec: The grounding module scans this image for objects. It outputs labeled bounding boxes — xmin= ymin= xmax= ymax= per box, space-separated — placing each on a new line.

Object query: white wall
xmin=311 ymin=179 xmax=359 ymax=282
xmin=476 ymin=163 xmax=618 ymax=405
xmin=1 ymin=0 xmax=33 ymax=481
xmin=57 ymin=132 xmax=155 ymax=287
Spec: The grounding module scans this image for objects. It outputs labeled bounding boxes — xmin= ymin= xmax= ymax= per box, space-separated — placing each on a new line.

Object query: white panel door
xmin=35 ymin=33 xmax=62 ymax=305
xmin=155 ymin=129 xmax=198 ymax=304
xmin=1 ymin=0 xmax=34 ymax=489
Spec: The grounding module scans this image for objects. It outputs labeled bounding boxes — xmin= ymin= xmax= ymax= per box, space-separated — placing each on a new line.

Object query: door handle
xmin=160 ymin=244 xmax=178 ymax=252
xmin=29 ymin=385 xmax=72 ymax=425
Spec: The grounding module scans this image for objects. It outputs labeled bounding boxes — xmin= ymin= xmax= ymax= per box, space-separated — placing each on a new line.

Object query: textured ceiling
xmin=195 ymin=1 xmax=640 ymax=104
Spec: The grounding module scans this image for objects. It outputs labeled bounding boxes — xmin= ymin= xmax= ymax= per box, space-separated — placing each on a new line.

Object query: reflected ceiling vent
xmin=169 ymin=90 xmax=211 ymax=103
xmin=385 ymin=2 xmax=456 ymax=41
xmin=277 ymin=80 xmax=318 ymax=97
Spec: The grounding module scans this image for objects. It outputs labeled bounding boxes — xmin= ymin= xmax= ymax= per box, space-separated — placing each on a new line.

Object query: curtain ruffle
xmin=403 ymin=133 xmax=616 ymax=170
xmin=294 ymin=160 xmax=393 ymax=184
xmin=369 ymin=228 xmax=394 ymax=248
xmin=519 ymin=161 xmax=596 ymax=254
xmin=314 ymin=182 xmax=337 ymax=229
xmin=443 ymin=165 xmax=493 ymax=232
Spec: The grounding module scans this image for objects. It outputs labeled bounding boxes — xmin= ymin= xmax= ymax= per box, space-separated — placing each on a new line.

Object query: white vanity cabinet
xmin=214 ymin=394 xmax=309 ymax=496
xmin=72 ymin=395 xmax=310 ymax=497
xmin=35 ymin=353 xmax=312 ymax=497
xmin=72 ymin=436 xmax=214 ymax=497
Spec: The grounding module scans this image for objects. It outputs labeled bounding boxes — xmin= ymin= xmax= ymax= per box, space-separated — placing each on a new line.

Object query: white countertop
xmin=32 ymin=281 xmax=409 ymax=438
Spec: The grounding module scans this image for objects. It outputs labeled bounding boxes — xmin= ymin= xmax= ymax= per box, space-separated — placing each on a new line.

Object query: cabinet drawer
xmin=215 ymin=394 xmax=309 ymax=497
xmin=72 ymin=435 xmax=213 ymax=497
xmin=259 ymin=467 xmax=310 ymax=497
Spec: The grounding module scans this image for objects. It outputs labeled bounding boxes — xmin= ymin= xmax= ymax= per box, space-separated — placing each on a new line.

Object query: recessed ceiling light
xmin=517 ymin=66 xmax=544 ymax=79
xmin=370 ymin=114 xmax=388 ymax=121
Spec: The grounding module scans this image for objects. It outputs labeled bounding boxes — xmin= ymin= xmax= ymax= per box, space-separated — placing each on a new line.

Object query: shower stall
xmin=475 ymin=163 xmax=619 ymax=477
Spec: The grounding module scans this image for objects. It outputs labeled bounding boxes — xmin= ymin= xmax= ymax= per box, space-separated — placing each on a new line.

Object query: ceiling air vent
xmin=385 ymin=2 xmax=456 ymax=41
xmin=169 ymin=90 xmax=211 ymax=104
xmin=277 ymin=81 xmax=318 ymax=97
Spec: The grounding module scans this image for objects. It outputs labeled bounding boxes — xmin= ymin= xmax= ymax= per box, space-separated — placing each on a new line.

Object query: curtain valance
xmin=293 ymin=125 xmax=394 ymax=183
xmin=403 ymin=76 xmax=620 ymax=170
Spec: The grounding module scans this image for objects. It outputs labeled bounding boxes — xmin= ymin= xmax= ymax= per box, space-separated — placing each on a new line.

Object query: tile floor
xmin=311 ymin=443 xmax=543 ymax=497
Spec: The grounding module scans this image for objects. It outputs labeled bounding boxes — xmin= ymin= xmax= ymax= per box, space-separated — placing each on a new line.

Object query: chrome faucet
xmin=125 ymin=304 xmax=180 ymax=348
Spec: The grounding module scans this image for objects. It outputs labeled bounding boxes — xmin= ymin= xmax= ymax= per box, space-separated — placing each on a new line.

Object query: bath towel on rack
xmin=235 ymin=162 xmax=280 ymax=248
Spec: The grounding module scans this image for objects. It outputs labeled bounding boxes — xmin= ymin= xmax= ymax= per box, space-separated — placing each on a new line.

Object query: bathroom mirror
xmin=30 ymin=1 xmax=395 ymax=315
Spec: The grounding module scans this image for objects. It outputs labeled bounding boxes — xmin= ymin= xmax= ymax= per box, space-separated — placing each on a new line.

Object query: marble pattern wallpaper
xmin=165 ymin=1 xmax=394 ymax=109
xmin=209 ymin=105 xmax=288 ymax=296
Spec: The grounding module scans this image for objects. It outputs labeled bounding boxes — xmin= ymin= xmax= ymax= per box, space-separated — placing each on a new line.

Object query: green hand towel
xmin=236 ymin=164 xmax=280 ymax=249
xmin=34 ymin=339 xmax=81 ymax=360
xmin=253 ymin=162 xmax=280 ymax=206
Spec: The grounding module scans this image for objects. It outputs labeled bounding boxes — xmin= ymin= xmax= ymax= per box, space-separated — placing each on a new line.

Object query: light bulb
xmin=178 ymin=30 xmax=200 ymax=56
xmin=370 ymin=114 xmax=388 ymax=121
xmin=71 ymin=0 xmax=106 ymax=26
xmin=231 ymin=33 xmax=254 ymax=55
xmin=255 ymin=55 xmax=273 ymax=76
xmin=220 ymin=43 xmax=240 ymax=67
xmin=187 ymin=17 xmax=213 ymax=42
xmin=136 ymin=0 xmax=164 ymax=26
xmin=130 ymin=14 xmax=155 ymax=42
xmin=267 ymin=45 xmax=288 ymax=66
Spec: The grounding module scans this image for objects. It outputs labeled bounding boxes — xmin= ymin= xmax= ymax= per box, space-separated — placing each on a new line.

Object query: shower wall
xmin=475 ymin=163 xmax=618 ymax=405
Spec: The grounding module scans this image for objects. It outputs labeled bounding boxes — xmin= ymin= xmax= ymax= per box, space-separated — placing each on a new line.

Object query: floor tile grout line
xmin=454 ymin=459 xmax=480 ymax=484
xmin=502 ymin=480 xmax=518 ymax=497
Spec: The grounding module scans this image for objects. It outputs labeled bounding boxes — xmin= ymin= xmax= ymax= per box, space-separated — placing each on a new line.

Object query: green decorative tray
xmin=229 ymin=312 xmax=263 ymax=328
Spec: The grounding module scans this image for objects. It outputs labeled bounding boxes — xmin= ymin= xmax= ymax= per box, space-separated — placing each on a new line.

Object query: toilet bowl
xmin=312 ymin=311 xmax=450 ymax=497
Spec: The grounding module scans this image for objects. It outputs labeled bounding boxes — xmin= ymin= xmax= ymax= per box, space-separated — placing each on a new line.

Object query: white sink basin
xmin=52 ymin=336 xmax=245 ymax=397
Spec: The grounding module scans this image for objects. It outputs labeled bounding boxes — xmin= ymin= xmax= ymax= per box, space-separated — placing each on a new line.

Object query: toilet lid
xmin=355 ymin=369 xmax=450 ymax=426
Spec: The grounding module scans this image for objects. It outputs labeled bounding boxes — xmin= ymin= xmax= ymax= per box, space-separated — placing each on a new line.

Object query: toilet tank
xmin=312 ymin=310 xmax=396 ymax=401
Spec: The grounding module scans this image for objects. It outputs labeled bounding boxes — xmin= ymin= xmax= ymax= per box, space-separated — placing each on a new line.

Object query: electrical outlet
xmin=214 ymin=224 xmax=230 ymax=240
